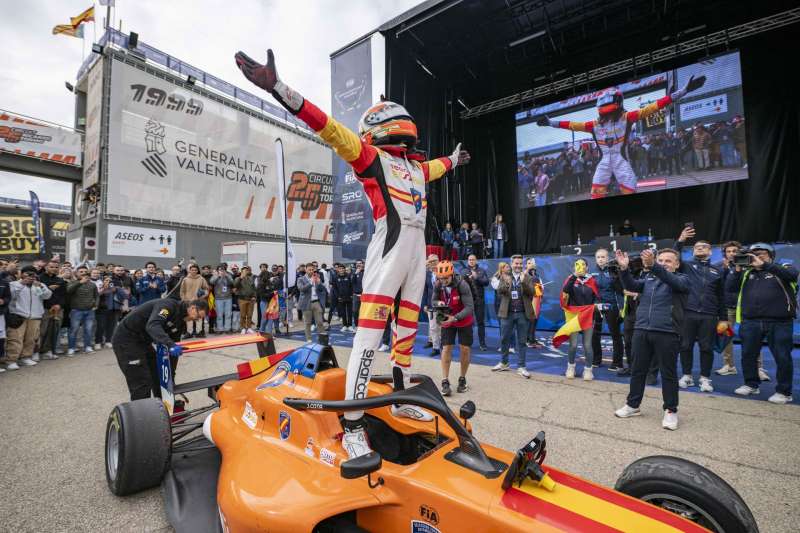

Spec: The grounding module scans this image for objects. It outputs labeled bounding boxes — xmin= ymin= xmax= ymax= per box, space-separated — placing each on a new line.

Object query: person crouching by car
xmin=433 ymin=261 xmax=475 ymax=396
xmin=561 ymin=259 xmax=599 ymax=380
xmin=3 ymin=266 xmax=52 ymax=370
xmin=492 ymin=255 xmax=536 ymax=378
xmin=112 ymin=297 xmax=208 ymax=400
xmin=727 ymin=243 xmax=799 ymax=404
xmin=614 ymin=248 xmax=689 ymax=431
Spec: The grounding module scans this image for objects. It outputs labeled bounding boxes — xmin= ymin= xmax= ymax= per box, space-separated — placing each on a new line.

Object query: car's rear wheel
xmin=615 ymin=455 xmax=758 ymax=533
xmin=105 ymin=399 xmax=171 ymax=496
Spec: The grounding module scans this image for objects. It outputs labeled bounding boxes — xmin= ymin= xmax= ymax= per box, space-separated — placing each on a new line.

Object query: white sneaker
xmin=391 ymin=404 xmax=434 ymax=421
xmin=758 ymin=368 xmax=771 ymax=382
xmin=517 ymin=367 xmax=530 ymax=379
xmin=351 ymin=327 xmax=357 ymax=335
xmin=615 ymin=404 xmax=641 ymax=418
xmin=509 ymin=347 xmax=516 ymax=354
xmin=378 ymin=343 xmax=390 ymax=352
xmin=699 ymin=377 xmax=714 ymax=393
xmin=5 ymin=362 xmax=20 ymax=371
xmin=342 ymin=426 xmax=372 ymax=460
xmin=19 ymin=358 xmax=37 ymax=367
xmin=715 ymin=364 xmax=738 ymax=375
xmin=66 ymin=349 xmax=76 ymax=357
xmin=84 ymin=346 xmax=94 ymax=353
xmin=247 ymin=328 xmax=255 ymax=334
xmin=678 ymin=375 xmax=694 ymax=389
xmin=31 ymin=353 xmax=40 ymax=362
xmin=311 ymin=325 xmax=317 ymax=332
xmin=41 ymin=352 xmax=59 ymax=360
xmin=767 ymin=393 xmax=793 ymax=404
xmin=565 ymin=363 xmax=575 ymax=379
xmin=104 ymin=342 xmax=113 ymax=349
xmin=93 ymin=344 xmax=102 ymax=350
xmin=583 ymin=367 xmax=594 ymax=381
xmin=492 ymin=362 xmax=510 ymax=372
xmin=734 ymin=385 xmax=760 ymax=396
xmin=662 ymin=410 xmax=678 ymax=430
xmin=287 ymin=321 xmax=294 ymax=328
xmin=241 ymin=328 xmax=247 ymax=334
xmin=0 ymin=367 xmax=4 ymax=373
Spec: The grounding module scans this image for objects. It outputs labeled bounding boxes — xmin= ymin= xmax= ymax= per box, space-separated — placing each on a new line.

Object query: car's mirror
xmin=460 ymin=400 xmax=476 ymax=421
xmin=340 ymin=452 xmax=382 ymax=480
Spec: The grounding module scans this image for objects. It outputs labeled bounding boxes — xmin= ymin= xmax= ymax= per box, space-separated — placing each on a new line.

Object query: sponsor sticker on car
xmin=278 ymin=411 xmax=291 ymax=440
xmin=319 ymin=447 xmax=336 ymax=467
xmin=241 ymin=401 xmax=257 ymax=430
xmin=411 ymin=520 xmax=441 ymax=533
xmin=305 ymin=438 xmax=315 ymax=458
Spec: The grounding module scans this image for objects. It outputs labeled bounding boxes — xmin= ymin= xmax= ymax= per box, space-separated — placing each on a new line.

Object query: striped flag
xmin=264 ymin=293 xmax=280 ymax=320
xmin=552 ymin=305 xmax=595 ymax=348
xmin=237 ymin=351 xmax=290 ymax=380
xmin=52 ymin=24 xmax=84 ymax=38
xmin=70 ymin=6 xmax=95 ymax=27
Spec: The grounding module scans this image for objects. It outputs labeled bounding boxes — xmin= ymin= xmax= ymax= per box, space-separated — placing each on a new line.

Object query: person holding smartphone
xmin=210 ymin=265 xmax=234 ymax=334
xmin=3 ymin=266 xmax=52 ymax=370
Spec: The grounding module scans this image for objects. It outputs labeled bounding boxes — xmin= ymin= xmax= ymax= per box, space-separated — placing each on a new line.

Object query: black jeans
xmin=627 ymin=330 xmax=680 ymax=412
xmin=112 ymin=330 xmax=167 ymax=401
xmin=679 ymin=311 xmax=716 ymax=378
xmin=337 ymin=299 xmax=353 ymax=327
xmin=95 ymin=308 xmax=122 ymax=344
xmin=592 ymin=307 xmax=623 ymax=366
xmin=352 ymin=295 xmax=361 ymax=328
xmin=473 ymin=301 xmax=486 ymax=346
xmin=740 ymin=319 xmax=794 ymax=395
xmin=622 ymin=310 xmax=635 ymax=368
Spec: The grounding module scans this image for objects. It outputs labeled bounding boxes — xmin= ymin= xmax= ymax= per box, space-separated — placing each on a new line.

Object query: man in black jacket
xmin=614 ymin=248 xmax=689 ymax=430
xmin=37 ymin=260 xmax=67 ymax=359
xmin=462 ymin=254 xmax=490 ymax=350
xmin=112 ymin=297 xmax=208 ymax=400
xmin=674 ymin=228 xmax=728 ymax=393
xmin=592 ymin=248 xmax=624 ymax=370
xmin=727 ymin=243 xmax=798 ymax=404
xmin=331 ymin=264 xmax=354 ymax=332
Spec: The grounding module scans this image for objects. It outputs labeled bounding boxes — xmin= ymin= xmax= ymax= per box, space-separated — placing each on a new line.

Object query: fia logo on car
xmin=419 ymin=505 xmax=439 ymax=525
xmin=278 ymin=411 xmax=291 ymax=440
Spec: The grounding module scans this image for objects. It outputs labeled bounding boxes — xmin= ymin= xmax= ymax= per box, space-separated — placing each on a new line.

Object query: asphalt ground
xmin=1 ymin=334 xmax=798 ymax=533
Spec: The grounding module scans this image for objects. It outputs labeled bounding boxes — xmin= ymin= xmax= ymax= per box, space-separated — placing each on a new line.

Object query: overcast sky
xmin=1 ymin=0 xmax=421 ymax=204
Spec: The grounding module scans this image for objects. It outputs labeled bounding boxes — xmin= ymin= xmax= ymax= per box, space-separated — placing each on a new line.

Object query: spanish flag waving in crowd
xmin=552 ymin=275 xmax=599 ymax=348
xmin=264 ymin=293 xmax=280 ymax=321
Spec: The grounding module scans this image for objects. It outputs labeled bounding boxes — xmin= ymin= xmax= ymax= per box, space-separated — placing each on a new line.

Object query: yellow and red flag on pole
xmin=70 ymin=6 xmax=95 ymax=27
xmin=52 ymin=24 xmax=84 ymax=38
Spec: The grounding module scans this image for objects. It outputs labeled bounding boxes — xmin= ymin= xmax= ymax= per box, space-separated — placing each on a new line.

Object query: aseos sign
xmin=107 ymin=223 xmax=176 ymax=258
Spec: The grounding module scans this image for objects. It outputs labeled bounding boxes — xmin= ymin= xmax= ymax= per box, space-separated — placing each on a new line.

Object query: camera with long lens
xmin=432 ymin=301 xmax=452 ymax=324
xmin=606 ymin=258 xmax=620 ymax=274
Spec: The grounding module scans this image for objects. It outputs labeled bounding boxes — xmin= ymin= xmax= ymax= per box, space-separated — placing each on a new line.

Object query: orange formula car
xmin=105 ymin=335 xmax=758 ymax=533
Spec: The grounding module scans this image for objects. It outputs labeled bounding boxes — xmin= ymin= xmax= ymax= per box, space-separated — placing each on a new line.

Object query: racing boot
xmin=390 ymin=366 xmax=434 ymax=421
xmin=342 ymin=417 xmax=372 ymax=459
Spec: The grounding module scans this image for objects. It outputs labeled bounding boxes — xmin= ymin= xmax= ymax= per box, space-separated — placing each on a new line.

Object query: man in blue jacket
xmin=727 ymin=243 xmax=798 ymax=404
xmin=592 ymin=249 xmax=624 ymax=370
xmin=137 ymin=262 xmax=166 ymax=303
xmin=674 ymin=227 xmax=728 ymax=393
xmin=613 ymin=248 xmax=689 ymax=430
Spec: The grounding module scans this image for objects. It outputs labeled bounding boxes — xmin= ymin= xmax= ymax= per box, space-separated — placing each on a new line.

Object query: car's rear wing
xmin=157 ymin=333 xmax=279 ymax=415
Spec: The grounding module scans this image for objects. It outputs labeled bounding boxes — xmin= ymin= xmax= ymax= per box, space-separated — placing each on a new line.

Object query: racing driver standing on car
xmin=235 ymin=49 xmax=470 ymax=458
xmin=112 ymin=297 xmax=208 ymax=401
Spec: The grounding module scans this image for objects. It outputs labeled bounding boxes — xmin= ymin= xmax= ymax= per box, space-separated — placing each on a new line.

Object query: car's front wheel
xmin=105 ymin=399 xmax=171 ymax=496
xmin=615 ymin=455 xmax=758 ymax=533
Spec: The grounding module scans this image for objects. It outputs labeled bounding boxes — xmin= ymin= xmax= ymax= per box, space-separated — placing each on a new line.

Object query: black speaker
xmin=128 ymin=31 xmax=139 ymax=48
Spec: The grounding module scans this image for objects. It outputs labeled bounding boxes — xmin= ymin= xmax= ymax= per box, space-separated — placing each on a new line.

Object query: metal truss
xmin=461 ymin=7 xmax=800 ymax=119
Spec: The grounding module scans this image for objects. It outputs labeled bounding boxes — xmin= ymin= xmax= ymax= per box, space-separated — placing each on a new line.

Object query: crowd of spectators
xmin=518 ymin=115 xmax=748 ymax=204
xmin=438 ymin=214 xmax=509 ymax=260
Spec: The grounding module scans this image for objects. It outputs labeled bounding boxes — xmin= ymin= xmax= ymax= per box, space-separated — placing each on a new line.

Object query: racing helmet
xmin=748 ymin=242 xmax=775 ymax=258
xmin=435 ymin=260 xmax=454 ymax=279
xmin=597 ymin=88 xmax=624 ymax=116
xmin=358 ymin=100 xmax=418 ymax=148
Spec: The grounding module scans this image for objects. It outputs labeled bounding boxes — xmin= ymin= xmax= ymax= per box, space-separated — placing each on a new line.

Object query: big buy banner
xmin=106 ymin=57 xmax=334 ymax=241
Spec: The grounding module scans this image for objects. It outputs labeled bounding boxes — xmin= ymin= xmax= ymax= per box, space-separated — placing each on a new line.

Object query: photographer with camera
xmin=727 ymin=243 xmax=798 ymax=404
xmin=614 ymin=248 xmax=689 ymax=430
xmin=592 ymin=248 xmax=625 ymax=371
xmin=674 ymin=226 xmax=728 ymax=393
xmin=433 ymin=261 xmax=475 ymax=396
xmin=491 ymin=255 xmax=537 ymax=378
xmin=715 ymin=241 xmax=769 ymax=380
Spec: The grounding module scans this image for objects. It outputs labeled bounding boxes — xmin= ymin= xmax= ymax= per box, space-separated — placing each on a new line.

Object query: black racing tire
xmin=105 ymin=399 xmax=172 ymax=496
xmin=615 ymin=455 xmax=758 ymax=533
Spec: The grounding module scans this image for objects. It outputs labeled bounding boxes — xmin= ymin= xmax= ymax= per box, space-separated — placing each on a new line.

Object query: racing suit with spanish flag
xmin=294 ymin=99 xmax=454 ymax=420
xmin=546 ymin=95 xmax=676 ymax=198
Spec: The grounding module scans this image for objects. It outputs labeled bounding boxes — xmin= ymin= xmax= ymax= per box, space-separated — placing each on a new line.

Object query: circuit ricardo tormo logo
xmin=141 ymin=119 xmax=167 ymax=177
